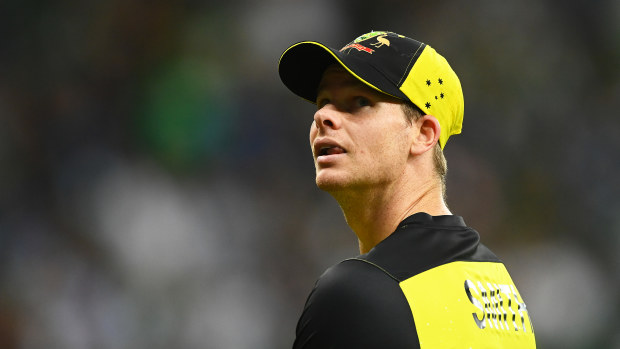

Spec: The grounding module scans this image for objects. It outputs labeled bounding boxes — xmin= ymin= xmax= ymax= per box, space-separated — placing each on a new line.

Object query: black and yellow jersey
xmin=293 ymin=213 xmax=535 ymax=348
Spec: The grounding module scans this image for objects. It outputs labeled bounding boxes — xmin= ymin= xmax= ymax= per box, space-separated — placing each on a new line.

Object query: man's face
xmin=310 ymin=65 xmax=413 ymax=192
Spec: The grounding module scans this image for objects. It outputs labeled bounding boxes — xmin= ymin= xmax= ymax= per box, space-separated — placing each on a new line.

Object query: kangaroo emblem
xmin=370 ymin=34 xmax=390 ymax=48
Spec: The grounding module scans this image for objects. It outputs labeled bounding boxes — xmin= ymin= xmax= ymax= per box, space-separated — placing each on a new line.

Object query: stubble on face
xmin=310 ymin=66 xmax=412 ymax=194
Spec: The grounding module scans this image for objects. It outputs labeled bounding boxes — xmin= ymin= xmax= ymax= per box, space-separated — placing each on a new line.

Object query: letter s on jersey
xmin=465 ymin=279 xmax=533 ymax=333
xmin=465 ymin=279 xmax=486 ymax=329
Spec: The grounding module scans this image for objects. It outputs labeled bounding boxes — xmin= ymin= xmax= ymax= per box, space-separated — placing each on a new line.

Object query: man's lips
xmin=313 ymin=138 xmax=347 ymax=159
xmin=319 ymin=146 xmax=346 ymax=156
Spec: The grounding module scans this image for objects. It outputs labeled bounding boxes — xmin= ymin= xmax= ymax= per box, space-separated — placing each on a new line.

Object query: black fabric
xmin=278 ymin=44 xmax=339 ymax=103
xmin=293 ymin=259 xmax=420 ymax=349
xmin=292 ymin=212 xmax=501 ymax=349
xmin=361 ymin=212 xmax=500 ymax=281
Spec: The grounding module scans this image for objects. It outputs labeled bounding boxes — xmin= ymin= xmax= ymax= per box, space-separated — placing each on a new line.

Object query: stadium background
xmin=1 ymin=0 xmax=619 ymax=348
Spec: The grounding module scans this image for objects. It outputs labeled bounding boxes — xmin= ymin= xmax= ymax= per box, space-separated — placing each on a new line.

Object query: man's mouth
xmin=319 ymin=146 xmax=346 ymax=157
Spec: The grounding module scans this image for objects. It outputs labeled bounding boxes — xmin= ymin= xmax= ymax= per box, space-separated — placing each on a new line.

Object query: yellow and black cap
xmin=278 ymin=31 xmax=464 ymax=148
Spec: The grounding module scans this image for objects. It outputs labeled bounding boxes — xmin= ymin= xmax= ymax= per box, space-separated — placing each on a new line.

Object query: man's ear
xmin=410 ymin=115 xmax=441 ymax=156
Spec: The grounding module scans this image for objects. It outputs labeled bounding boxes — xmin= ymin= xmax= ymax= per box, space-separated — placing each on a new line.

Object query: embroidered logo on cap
xmin=340 ymin=31 xmax=404 ymax=54
xmin=340 ymin=43 xmax=374 ymax=54
xmin=370 ymin=34 xmax=390 ymax=48
xmin=352 ymin=31 xmax=389 ymax=43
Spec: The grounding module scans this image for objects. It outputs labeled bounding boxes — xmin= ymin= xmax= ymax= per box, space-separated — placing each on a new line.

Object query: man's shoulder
xmin=318 ymin=257 xmax=399 ymax=289
xmin=305 ymin=258 xmax=400 ymax=311
xmin=293 ymin=259 xmax=420 ymax=348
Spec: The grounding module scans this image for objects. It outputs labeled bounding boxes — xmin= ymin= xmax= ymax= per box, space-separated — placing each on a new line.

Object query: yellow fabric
xmin=400 ymin=46 xmax=464 ymax=148
xmin=399 ymin=261 xmax=536 ymax=348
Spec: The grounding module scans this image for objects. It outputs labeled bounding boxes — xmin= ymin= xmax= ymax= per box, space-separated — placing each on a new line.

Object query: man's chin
xmin=315 ymin=175 xmax=348 ymax=192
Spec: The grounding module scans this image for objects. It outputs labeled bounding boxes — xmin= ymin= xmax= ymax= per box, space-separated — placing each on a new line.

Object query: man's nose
xmin=313 ymin=105 xmax=342 ymax=131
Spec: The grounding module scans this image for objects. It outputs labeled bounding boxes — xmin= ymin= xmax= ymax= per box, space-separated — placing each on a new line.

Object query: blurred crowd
xmin=1 ymin=0 xmax=619 ymax=348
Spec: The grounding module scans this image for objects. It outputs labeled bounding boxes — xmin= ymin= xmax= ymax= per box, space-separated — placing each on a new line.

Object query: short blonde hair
xmin=401 ymin=101 xmax=448 ymax=200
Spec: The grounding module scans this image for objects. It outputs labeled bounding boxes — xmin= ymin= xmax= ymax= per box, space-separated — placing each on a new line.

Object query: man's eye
xmin=354 ymin=96 xmax=370 ymax=107
xmin=317 ymin=98 xmax=330 ymax=109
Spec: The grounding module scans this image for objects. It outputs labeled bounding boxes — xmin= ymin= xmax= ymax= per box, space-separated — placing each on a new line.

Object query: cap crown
xmin=338 ymin=31 xmax=425 ymax=100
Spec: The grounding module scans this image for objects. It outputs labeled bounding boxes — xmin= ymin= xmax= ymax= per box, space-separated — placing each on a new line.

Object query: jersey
xmin=293 ymin=213 xmax=536 ymax=348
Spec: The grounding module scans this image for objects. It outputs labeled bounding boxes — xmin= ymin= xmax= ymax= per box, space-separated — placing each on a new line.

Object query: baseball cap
xmin=278 ymin=31 xmax=464 ymax=148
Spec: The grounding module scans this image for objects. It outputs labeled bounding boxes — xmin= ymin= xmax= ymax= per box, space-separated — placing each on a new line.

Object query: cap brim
xmin=278 ymin=41 xmax=407 ymax=104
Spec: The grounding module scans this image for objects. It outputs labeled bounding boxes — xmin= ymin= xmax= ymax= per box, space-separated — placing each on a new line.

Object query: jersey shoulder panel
xmin=293 ymin=259 xmax=420 ymax=349
xmin=399 ymin=260 xmax=536 ymax=348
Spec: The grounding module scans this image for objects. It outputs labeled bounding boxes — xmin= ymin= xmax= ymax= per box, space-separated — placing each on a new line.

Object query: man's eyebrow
xmin=316 ymin=79 xmax=369 ymax=96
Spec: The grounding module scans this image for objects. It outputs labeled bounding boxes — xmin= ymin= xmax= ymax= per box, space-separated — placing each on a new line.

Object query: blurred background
xmin=1 ymin=0 xmax=619 ymax=348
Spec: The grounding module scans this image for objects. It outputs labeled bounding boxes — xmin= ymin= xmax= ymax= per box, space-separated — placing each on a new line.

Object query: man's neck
xmin=331 ymin=177 xmax=451 ymax=254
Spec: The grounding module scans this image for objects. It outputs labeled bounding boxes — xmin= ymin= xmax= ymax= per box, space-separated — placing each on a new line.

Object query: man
xmin=278 ymin=31 xmax=536 ymax=348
